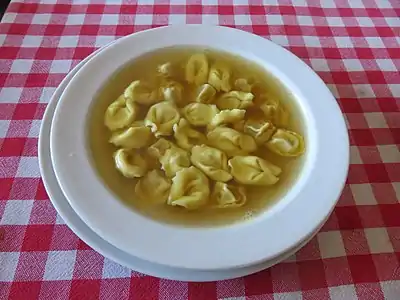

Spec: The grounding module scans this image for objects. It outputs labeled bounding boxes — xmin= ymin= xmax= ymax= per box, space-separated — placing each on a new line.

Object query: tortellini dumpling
xmin=190 ymin=145 xmax=232 ymax=182
xmin=168 ymin=166 xmax=210 ymax=209
xmin=266 ymin=129 xmax=305 ymax=157
xmin=207 ymin=127 xmax=257 ymax=156
xmin=216 ymin=91 xmax=254 ymax=110
xmin=173 ymin=119 xmax=206 ymax=150
xmin=147 ymin=138 xmax=175 ymax=159
xmin=260 ymin=95 xmax=289 ymax=127
xmin=157 ymin=62 xmax=174 ymax=78
xmin=234 ymin=78 xmax=252 ymax=92
xmin=114 ymin=149 xmax=148 ymax=178
xmin=159 ymin=144 xmax=191 ymax=178
xmin=209 ymin=109 xmax=246 ymax=129
xmin=208 ymin=63 xmax=231 ymax=92
xmin=212 ymin=182 xmax=246 ymax=208
xmin=182 ymin=103 xmax=219 ymax=126
xmin=104 ymin=95 xmax=138 ymax=131
xmin=135 ymin=170 xmax=171 ymax=204
xmin=195 ymin=83 xmax=216 ymax=104
xmin=243 ymin=119 xmax=276 ymax=145
xmin=185 ymin=53 xmax=209 ymax=86
xmin=228 ymin=156 xmax=281 ymax=186
xmin=161 ymin=81 xmax=184 ymax=105
xmin=109 ymin=122 xmax=153 ymax=149
xmin=144 ymin=102 xmax=180 ymax=137
xmin=124 ymin=80 xmax=161 ymax=105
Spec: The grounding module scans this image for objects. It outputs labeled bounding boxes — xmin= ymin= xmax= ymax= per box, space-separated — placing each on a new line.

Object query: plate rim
xmin=49 ymin=25 xmax=349 ymax=270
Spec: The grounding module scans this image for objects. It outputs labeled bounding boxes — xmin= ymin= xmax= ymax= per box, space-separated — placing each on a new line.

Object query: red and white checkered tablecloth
xmin=0 ymin=0 xmax=399 ymax=299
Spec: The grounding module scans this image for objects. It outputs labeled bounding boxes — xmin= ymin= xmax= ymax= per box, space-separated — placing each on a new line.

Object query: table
xmin=0 ymin=1 xmax=399 ymax=299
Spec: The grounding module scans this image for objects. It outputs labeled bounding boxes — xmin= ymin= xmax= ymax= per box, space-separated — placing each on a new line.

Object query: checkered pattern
xmin=0 ymin=0 xmax=399 ymax=299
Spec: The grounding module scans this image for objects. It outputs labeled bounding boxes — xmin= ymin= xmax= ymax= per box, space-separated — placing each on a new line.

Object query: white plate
xmin=50 ymin=25 xmax=349 ymax=270
xmin=39 ymin=43 xmax=324 ymax=281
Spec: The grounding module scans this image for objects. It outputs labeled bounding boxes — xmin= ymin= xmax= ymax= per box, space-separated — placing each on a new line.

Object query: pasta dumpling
xmin=195 ymin=83 xmax=216 ymax=104
xmin=104 ymin=95 xmax=138 ymax=131
xmin=157 ymin=62 xmax=174 ymax=78
xmin=144 ymin=102 xmax=180 ymax=137
xmin=135 ymin=170 xmax=171 ymax=204
xmin=182 ymin=103 xmax=219 ymax=126
xmin=161 ymin=81 xmax=184 ymax=105
xmin=228 ymin=156 xmax=281 ymax=185
xmin=207 ymin=127 xmax=257 ymax=156
xmin=234 ymin=78 xmax=252 ymax=92
xmin=173 ymin=119 xmax=206 ymax=150
xmin=208 ymin=63 xmax=231 ymax=92
xmin=243 ymin=119 xmax=276 ymax=145
xmin=209 ymin=109 xmax=246 ymax=129
xmin=109 ymin=122 xmax=153 ymax=149
xmin=190 ymin=145 xmax=232 ymax=182
xmin=124 ymin=80 xmax=161 ymax=105
xmin=260 ymin=95 xmax=289 ymax=126
xmin=148 ymin=138 xmax=175 ymax=159
xmin=216 ymin=91 xmax=254 ymax=110
xmin=114 ymin=149 xmax=148 ymax=178
xmin=159 ymin=145 xmax=191 ymax=178
xmin=168 ymin=166 xmax=210 ymax=209
xmin=266 ymin=129 xmax=305 ymax=157
xmin=212 ymin=182 xmax=246 ymax=208
xmin=185 ymin=53 xmax=209 ymax=86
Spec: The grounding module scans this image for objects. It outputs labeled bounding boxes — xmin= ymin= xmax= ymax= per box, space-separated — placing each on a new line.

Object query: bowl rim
xmin=50 ymin=25 xmax=349 ymax=270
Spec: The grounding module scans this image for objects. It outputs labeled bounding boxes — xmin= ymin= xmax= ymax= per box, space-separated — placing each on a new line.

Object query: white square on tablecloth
xmin=388 ymin=84 xmax=400 ymax=97
xmin=16 ymin=157 xmax=40 ymax=178
xmin=302 ymin=36 xmax=321 ymax=47
xmin=392 ymin=183 xmax=400 ymax=203
xmin=365 ymin=36 xmax=385 ymax=48
xmin=350 ymin=146 xmax=363 ymax=164
xmin=102 ymin=257 xmax=132 ymax=279
xmin=378 ymin=145 xmax=400 ymax=163
xmin=290 ymin=0 xmax=308 ymax=6
xmin=317 ymin=231 xmax=346 ymax=259
xmin=101 ymin=14 xmax=119 ymax=26
xmin=273 ymin=292 xmax=302 ymax=300
xmin=32 ymin=14 xmax=52 ymax=25
xmin=385 ymin=17 xmax=400 ymax=27
xmin=319 ymin=0 xmax=336 ymax=8
xmin=310 ymin=59 xmax=330 ymax=72
xmin=266 ymin=15 xmax=284 ymax=25
xmin=168 ymin=14 xmax=186 ymax=25
xmin=219 ymin=297 xmax=245 ymax=300
xmin=329 ymin=285 xmax=357 ymax=299
xmin=0 ymin=200 xmax=34 ymax=225
xmin=327 ymin=17 xmax=345 ymax=27
xmin=269 ymin=35 xmax=289 ymax=47
xmin=28 ymin=120 xmax=41 ymax=138
xmin=296 ymin=15 xmax=314 ymax=26
xmin=364 ymin=112 xmax=388 ymax=129
xmin=365 ymin=228 xmax=394 ymax=253
xmin=356 ymin=17 xmax=375 ymax=27
xmin=202 ymin=15 xmax=219 ymax=25
xmin=58 ymin=36 xmax=79 ymax=48
xmin=234 ymin=14 xmax=252 ymax=26
xmin=334 ymin=36 xmax=353 ymax=47
xmin=381 ymin=281 xmax=400 ymax=300
xmin=39 ymin=87 xmax=56 ymax=103
xmin=22 ymin=35 xmax=43 ymax=47
xmin=0 ymin=87 xmax=23 ymax=103
xmin=94 ymin=36 xmax=116 ymax=48
xmin=351 ymin=184 xmax=377 ymax=205
xmin=0 ymin=120 xmax=10 ymax=138
xmin=348 ymin=0 xmax=365 ymax=8
xmin=376 ymin=59 xmax=397 ymax=71
xmin=355 ymin=84 xmax=375 ymax=98
xmin=1 ymin=12 xmax=17 ymax=23
xmin=343 ymin=59 xmax=364 ymax=72
xmin=50 ymin=60 xmax=72 ymax=74
xmin=0 ymin=252 xmax=20 ymax=281
xmin=10 ymin=59 xmax=33 ymax=73
xmin=134 ymin=14 xmax=153 ymax=26
xmin=43 ymin=251 xmax=77 ymax=280
xmin=66 ymin=14 xmax=86 ymax=26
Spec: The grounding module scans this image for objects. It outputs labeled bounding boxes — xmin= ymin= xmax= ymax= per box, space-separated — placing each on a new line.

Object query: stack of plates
xmin=39 ymin=26 xmax=349 ymax=281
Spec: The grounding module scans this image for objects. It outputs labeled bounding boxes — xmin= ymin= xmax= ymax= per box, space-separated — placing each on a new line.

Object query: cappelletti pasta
xmin=91 ymin=47 xmax=306 ymax=226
